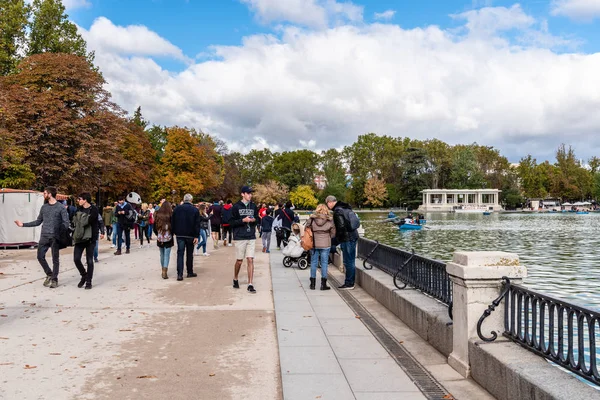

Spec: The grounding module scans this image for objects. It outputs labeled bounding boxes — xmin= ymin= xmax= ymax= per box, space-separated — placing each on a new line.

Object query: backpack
xmin=125 ymin=208 xmax=137 ymax=227
xmin=345 ymin=210 xmax=360 ymax=231
xmin=72 ymin=211 xmax=92 ymax=244
xmin=157 ymin=226 xmax=172 ymax=243
xmin=55 ymin=212 xmax=73 ymax=249
xmin=301 ymin=224 xmax=314 ymax=251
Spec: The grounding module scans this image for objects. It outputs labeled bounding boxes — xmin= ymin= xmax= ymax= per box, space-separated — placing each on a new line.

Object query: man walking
xmin=230 ymin=186 xmax=259 ymax=293
xmin=72 ymin=193 xmax=102 ymax=289
xmin=102 ymin=204 xmax=114 ymax=241
xmin=114 ymin=196 xmax=133 ymax=255
xmin=171 ymin=194 xmax=200 ymax=281
xmin=326 ymin=195 xmax=359 ymax=289
xmin=14 ymin=186 xmax=70 ymax=288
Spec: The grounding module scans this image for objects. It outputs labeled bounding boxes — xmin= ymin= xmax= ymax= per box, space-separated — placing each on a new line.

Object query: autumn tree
xmin=290 ymin=185 xmax=318 ymax=210
xmin=0 ymin=0 xmax=30 ymax=75
xmin=153 ymin=127 xmax=223 ymax=201
xmin=364 ymin=177 xmax=388 ymax=208
xmin=253 ymin=180 xmax=289 ymax=205
xmin=28 ymin=0 xmax=93 ymax=63
xmin=1 ymin=53 xmax=123 ymax=193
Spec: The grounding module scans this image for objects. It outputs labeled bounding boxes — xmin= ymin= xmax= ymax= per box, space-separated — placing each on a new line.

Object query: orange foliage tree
xmin=153 ymin=127 xmax=223 ymax=202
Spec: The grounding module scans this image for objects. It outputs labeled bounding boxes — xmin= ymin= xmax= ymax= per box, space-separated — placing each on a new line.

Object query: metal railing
xmin=357 ymin=238 xmax=453 ymax=310
xmin=478 ymin=277 xmax=600 ymax=386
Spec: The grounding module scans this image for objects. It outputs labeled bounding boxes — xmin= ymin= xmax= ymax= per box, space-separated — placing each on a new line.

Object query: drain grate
xmin=329 ymin=274 xmax=454 ymax=400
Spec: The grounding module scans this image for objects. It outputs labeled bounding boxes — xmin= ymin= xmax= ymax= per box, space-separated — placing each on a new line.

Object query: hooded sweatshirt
xmin=222 ymin=203 xmax=233 ymax=227
xmin=229 ymin=200 xmax=259 ymax=240
xmin=307 ymin=214 xmax=336 ymax=249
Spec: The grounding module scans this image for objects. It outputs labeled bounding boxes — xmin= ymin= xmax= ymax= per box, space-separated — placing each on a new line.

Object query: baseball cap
xmin=241 ymin=186 xmax=253 ymax=194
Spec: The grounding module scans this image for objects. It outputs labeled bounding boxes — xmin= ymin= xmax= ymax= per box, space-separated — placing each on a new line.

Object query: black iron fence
xmin=357 ymin=238 xmax=452 ymax=308
xmin=478 ymin=277 xmax=600 ymax=386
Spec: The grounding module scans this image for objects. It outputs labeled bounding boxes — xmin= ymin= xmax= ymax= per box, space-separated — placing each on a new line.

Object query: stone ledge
xmin=355 ymin=264 xmax=453 ymax=357
xmin=469 ymin=340 xmax=599 ymax=400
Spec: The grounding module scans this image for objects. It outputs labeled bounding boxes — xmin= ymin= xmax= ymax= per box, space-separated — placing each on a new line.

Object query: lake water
xmin=359 ymin=211 xmax=600 ymax=310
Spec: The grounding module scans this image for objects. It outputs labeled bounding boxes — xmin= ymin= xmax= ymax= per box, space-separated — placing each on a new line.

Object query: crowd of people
xmin=14 ymin=185 xmax=361 ymax=294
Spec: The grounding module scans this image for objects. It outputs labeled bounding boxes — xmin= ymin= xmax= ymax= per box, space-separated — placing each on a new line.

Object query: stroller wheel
xmin=283 ymin=257 xmax=293 ymax=268
xmin=298 ymin=258 xmax=309 ymax=270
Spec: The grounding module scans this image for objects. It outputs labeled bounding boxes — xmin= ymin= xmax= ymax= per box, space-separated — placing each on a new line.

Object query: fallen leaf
xmin=70 ymin=356 xmax=77 ymax=359
xmin=0 ymin=315 xmax=7 ymax=317
xmin=209 ymin=373 xmax=215 ymax=377
xmin=24 ymin=365 xmax=37 ymax=369
xmin=119 ymin=329 xmax=133 ymax=332
xmin=80 ymin=365 xmax=86 ymax=368
xmin=0 ymin=362 xmax=14 ymax=366
xmin=355 ymin=315 xmax=361 ymax=319
xmin=137 ymin=375 xmax=156 ymax=379
xmin=49 ymin=353 xmax=61 ymax=356
xmin=116 ymin=377 xmax=121 ymax=380
xmin=0 ymin=337 xmax=9 ymax=340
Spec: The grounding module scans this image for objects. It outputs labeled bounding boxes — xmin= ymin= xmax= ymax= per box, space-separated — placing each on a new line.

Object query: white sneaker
xmin=139 ymin=245 xmax=143 ymax=249
xmin=194 ymin=248 xmax=199 ymax=256
xmin=203 ymin=253 xmax=210 ymax=257
xmin=110 ymin=244 xmax=115 ymax=248
xmin=228 ymin=244 xmax=232 ymax=247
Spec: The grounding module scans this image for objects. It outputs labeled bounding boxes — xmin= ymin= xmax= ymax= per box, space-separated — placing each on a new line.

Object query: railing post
xmin=446 ymin=251 xmax=527 ymax=378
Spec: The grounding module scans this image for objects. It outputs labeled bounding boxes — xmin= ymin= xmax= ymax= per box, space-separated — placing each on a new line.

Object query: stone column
xmin=446 ymin=252 xmax=527 ymax=378
xmin=442 ymin=193 xmax=447 ymax=204
xmin=477 ymin=192 xmax=482 ymax=206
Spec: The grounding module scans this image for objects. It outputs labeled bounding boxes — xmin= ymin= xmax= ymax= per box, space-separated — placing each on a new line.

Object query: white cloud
xmin=551 ymin=0 xmax=600 ymax=21
xmin=452 ymin=4 xmax=535 ymax=36
xmin=80 ymin=17 xmax=190 ymax=62
xmin=240 ymin=0 xmax=363 ymax=29
xmin=84 ymin=9 xmax=600 ymax=161
xmin=63 ymin=0 xmax=91 ymax=10
xmin=374 ymin=10 xmax=395 ymax=21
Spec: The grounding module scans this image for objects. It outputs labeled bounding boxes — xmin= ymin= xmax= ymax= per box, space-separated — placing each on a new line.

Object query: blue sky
xmin=70 ymin=0 xmax=599 ymax=69
xmin=66 ymin=0 xmax=600 ymax=162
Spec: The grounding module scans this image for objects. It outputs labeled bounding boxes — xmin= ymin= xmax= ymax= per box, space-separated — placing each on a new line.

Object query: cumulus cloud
xmin=82 ymin=6 xmax=600 ymax=161
xmin=240 ymin=0 xmax=363 ymax=29
xmin=374 ymin=10 xmax=395 ymax=21
xmin=551 ymin=0 xmax=600 ymax=21
xmin=80 ymin=17 xmax=190 ymax=62
xmin=63 ymin=0 xmax=91 ymax=9
xmin=452 ymin=4 xmax=535 ymax=36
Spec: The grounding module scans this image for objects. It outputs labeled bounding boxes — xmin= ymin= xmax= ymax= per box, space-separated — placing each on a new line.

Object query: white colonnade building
xmin=418 ymin=189 xmax=503 ymax=212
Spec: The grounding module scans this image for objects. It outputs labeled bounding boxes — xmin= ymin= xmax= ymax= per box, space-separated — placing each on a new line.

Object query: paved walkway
xmin=0 ymin=238 xmax=281 ymax=400
xmin=271 ymin=250 xmax=427 ymax=400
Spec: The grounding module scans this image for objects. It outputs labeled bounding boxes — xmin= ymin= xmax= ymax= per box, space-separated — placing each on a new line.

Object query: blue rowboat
xmin=576 ymin=211 xmax=589 ymax=215
xmin=399 ymin=223 xmax=422 ymax=230
xmin=483 ymin=211 xmax=491 ymax=216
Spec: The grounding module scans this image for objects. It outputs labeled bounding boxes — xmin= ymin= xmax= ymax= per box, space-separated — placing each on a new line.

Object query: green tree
xmin=319 ymin=148 xmax=347 ymax=202
xmin=399 ymin=147 xmax=431 ymax=208
xmin=0 ymin=0 xmax=30 ymax=75
xmin=132 ymin=106 xmax=149 ymax=129
xmin=241 ymin=149 xmax=274 ymax=185
xmin=449 ymin=145 xmax=486 ymax=189
xmin=272 ymin=150 xmax=319 ymax=190
xmin=289 ymin=185 xmax=318 ymax=209
xmin=28 ymin=0 xmax=93 ymax=63
xmin=146 ymin=124 xmax=167 ymax=163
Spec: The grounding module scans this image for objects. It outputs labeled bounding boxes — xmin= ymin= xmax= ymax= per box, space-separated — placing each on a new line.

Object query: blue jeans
xmin=116 ymin=224 xmax=131 ymax=251
xmin=310 ymin=248 xmax=330 ymax=279
xmin=340 ymin=239 xmax=357 ymax=286
xmin=159 ymin=247 xmax=171 ymax=268
xmin=94 ymin=239 xmax=99 ymax=260
xmin=147 ymin=224 xmax=153 ymax=239
xmin=112 ymin=223 xmax=118 ymax=245
xmin=196 ymin=229 xmax=208 ymax=252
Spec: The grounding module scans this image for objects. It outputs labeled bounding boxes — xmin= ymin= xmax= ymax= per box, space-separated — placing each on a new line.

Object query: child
xmin=260 ymin=209 xmax=274 ymax=253
xmin=282 ymin=223 xmax=304 ymax=258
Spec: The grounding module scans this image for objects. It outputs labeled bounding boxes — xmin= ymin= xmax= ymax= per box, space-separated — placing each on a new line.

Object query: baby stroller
xmin=281 ymin=230 xmax=311 ymax=270
xmin=274 ymin=226 xmax=291 ymax=248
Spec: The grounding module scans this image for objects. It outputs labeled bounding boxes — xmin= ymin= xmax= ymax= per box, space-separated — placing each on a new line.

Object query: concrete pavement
xmin=0 ymin=238 xmax=281 ymax=400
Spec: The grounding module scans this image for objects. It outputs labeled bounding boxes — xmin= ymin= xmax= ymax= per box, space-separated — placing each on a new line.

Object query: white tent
xmin=0 ymin=189 xmax=45 ymax=247
xmin=562 ymin=202 xmax=572 ymax=206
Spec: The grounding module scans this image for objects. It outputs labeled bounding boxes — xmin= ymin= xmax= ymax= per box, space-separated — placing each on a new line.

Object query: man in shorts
xmin=230 ymin=186 xmax=259 ymax=293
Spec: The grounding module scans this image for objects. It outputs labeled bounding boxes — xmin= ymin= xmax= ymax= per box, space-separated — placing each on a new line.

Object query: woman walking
xmin=195 ymin=204 xmax=210 ymax=256
xmin=153 ymin=201 xmax=174 ymax=279
xmin=306 ymin=204 xmax=336 ymax=290
xmin=137 ymin=203 xmax=151 ymax=248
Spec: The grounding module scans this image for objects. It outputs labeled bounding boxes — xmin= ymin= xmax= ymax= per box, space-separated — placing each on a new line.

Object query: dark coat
xmin=171 ymin=202 xmax=201 ymax=238
xmin=332 ymin=201 xmax=359 ymax=243
xmin=229 ymin=201 xmax=259 ymax=240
